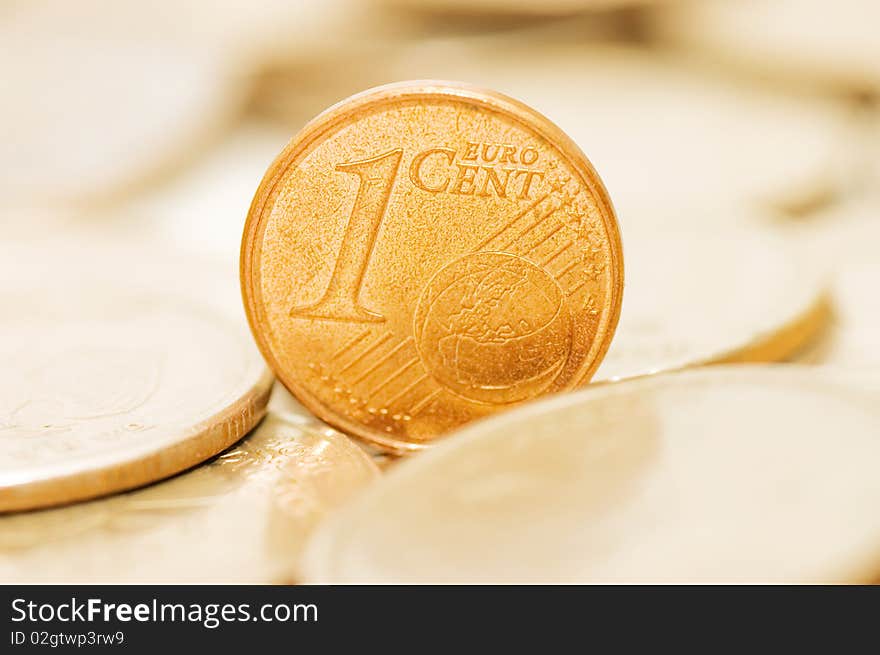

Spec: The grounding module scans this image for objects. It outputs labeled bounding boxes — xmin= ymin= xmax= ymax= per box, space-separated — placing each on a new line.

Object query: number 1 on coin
xmin=291 ymin=149 xmax=403 ymax=322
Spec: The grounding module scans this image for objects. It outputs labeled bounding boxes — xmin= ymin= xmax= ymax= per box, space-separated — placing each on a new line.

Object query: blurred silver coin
xmin=0 ymin=237 xmax=272 ymax=511
xmin=0 ymin=389 xmax=379 ymax=583
xmin=387 ymin=41 xmax=852 ymax=218
xmin=0 ymin=8 xmax=243 ymax=208
xmin=653 ymin=0 xmax=880 ymax=94
xmin=792 ymin=197 xmax=880 ymax=368
xmin=302 ymin=366 xmax=880 ymax=583
xmin=594 ymin=223 xmax=828 ymax=381
xmin=121 ymin=122 xmax=293 ymax=262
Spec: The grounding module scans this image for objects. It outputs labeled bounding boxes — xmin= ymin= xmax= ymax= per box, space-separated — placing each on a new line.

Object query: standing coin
xmin=301 ymin=366 xmax=880 ymax=584
xmin=0 ymin=239 xmax=273 ymax=511
xmin=241 ymin=81 xmax=623 ymax=451
xmin=0 ymin=388 xmax=379 ymax=583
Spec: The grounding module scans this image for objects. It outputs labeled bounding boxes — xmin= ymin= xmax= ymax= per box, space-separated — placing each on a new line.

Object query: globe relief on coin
xmin=241 ymin=81 xmax=623 ymax=451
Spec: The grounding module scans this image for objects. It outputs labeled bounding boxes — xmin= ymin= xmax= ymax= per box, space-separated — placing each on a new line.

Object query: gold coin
xmin=302 ymin=366 xmax=880 ymax=583
xmin=0 ymin=388 xmax=379 ymax=583
xmin=595 ymin=224 xmax=829 ymax=381
xmin=241 ymin=81 xmax=623 ymax=452
xmin=0 ymin=239 xmax=273 ymax=511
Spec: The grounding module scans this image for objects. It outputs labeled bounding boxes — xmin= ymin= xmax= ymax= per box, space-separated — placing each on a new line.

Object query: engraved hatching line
xmin=555 ymin=258 xmax=580 ymax=280
xmin=410 ymin=389 xmax=441 ymax=416
xmin=541 ymin=240 xmax=573 ymax=267
xmin=499 ymin=203 xmax=559 ymax=252
xmin=368 ymin=356 xmax=421 ymax=398
xmin=331 ymin=329 xmax=371 ymax=360
xmin=522 ymin=220 xmax=566 ymax=256
xmin=475 ymin=194 xmax=549 ymax=250
xmin=568 ymin=279 xmax=588 ymax=296
xmin=383 ymin=372 xmax=430 ymax=407
xmin=349 ymin=337 xmax=414 ymax=386
xmin=338 ymin=333 xmax=393 ymax=374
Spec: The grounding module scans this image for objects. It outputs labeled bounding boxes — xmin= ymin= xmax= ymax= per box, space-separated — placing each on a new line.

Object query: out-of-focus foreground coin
xmin=652 ymin=0 xmax=880 ymax=94
xmin=241 ymin=81 xmax=623 ymax=452
xmin=0 ymin=239 xmax=273 ymax=511
xmin=302 ymin=366 xmax=880 ymax=583
xmin=595 ymin=224 xmax=828 ymax=381
xmin=0 ymin=389 xmax=379 ymax=583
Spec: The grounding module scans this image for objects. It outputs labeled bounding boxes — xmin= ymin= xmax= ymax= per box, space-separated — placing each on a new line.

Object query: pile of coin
xmin=1 ymin=0 xmax=878 ymax=583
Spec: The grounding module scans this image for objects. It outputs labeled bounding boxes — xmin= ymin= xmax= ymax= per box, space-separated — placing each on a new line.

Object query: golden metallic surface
xmin=0 ymin=388 xmax=380 ymax=583
xmin=594 ymin=225 xmax=829 ymax=382
xmin=0 ymin=239 xmax=273 ymax=511
xmin=241 ymin=81 xmax=623 ymax=451
xmin=302 ymin=366 xmax=880 ymax=584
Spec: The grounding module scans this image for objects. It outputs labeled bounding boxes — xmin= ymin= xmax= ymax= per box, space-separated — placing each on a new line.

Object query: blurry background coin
xmin=0 ymin=388 xmax=379 ymax=583
xmin=374 ymin=0 xmax=663 ymax=18
xmin=378 ymin=40 xmax=854 ymax=220
xmin=0 ymin=237 xmax=273 ymax=511
xmin=122 ymin=122 xmax=293 ymax=263
xmin=800 ymin=261 xmax=880 ymax=369
xmin=594 ymin=223 xmax=829 ymax=382
xmin=0 ymin=0 xmax=406 ymax=211
xmin=241 ymin=81 xmax=623 ymax=451
xmin=790 ymin=196 xmax=880 ymax=369
xmin=0 ymin=8 xmax=243 ymax=209
xmin=301 ymin=366 xmax=880 ymax=584
xmin=651 ymin=0 xmax=880 ymax=96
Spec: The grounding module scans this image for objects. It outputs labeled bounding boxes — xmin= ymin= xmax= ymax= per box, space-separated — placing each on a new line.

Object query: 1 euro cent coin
xmin=241 ymin=81 xmax=623 ymax=451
